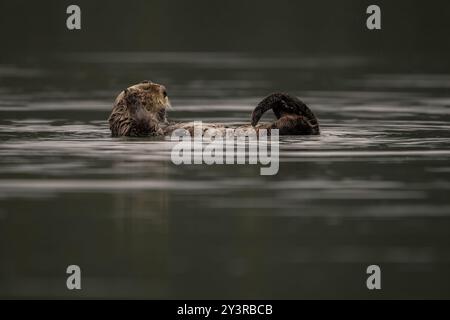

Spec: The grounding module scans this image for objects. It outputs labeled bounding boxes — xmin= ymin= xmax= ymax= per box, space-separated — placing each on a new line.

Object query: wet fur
xmin=108 ymin=81 xmax=320 ymax=137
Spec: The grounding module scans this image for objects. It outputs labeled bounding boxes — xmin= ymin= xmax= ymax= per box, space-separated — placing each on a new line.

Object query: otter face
xmin=115 ymin=80 xmax=171 ymax=114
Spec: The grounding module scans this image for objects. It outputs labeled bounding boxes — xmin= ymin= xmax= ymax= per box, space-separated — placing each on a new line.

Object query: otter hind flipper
xmin=251 ymin=93 xmax=320 ymax=135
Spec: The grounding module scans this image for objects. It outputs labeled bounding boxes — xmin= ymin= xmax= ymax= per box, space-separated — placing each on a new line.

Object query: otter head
xmin=115 ymin=80 xmax=171 ymax=122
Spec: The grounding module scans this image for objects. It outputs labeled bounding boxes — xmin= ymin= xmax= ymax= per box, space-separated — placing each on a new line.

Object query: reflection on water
xmin=1 ymin=53 xmax=450 ymax=299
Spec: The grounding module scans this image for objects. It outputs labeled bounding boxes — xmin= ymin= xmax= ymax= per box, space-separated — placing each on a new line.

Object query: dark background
xmin=1 ymin=0 xmax=449 ymax=56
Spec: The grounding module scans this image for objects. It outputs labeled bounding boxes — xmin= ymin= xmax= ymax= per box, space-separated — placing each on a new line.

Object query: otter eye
xmin=163 ymin=90 xmax=167 ymax=98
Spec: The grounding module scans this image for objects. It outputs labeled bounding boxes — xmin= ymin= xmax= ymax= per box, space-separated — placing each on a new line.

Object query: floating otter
xmin=108 ymin=80 xmax=320 ymax=137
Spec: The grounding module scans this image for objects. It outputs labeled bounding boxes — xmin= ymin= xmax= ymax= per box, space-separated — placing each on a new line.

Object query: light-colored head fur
xmin=114 ymin=80 xmax=171 ymax=116
xmin=108 ymin=80 xmax=171 ymax=137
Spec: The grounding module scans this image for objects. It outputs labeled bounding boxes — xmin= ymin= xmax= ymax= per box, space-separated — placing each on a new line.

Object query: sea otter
xmin=108 ymin=80 xmax=320 ymax=137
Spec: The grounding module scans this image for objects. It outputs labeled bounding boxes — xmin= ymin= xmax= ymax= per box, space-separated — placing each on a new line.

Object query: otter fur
xmin=108 ymin=80 xmax=320 ymax=137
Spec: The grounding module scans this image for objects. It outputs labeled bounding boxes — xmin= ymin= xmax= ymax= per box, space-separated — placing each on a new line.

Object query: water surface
xmin=1 ymin=53 xmax=450 ymax=298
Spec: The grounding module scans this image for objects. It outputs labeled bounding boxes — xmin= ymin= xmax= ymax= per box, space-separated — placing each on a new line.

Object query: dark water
xmin=1 ymin=52 xmax=450 ymax=299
